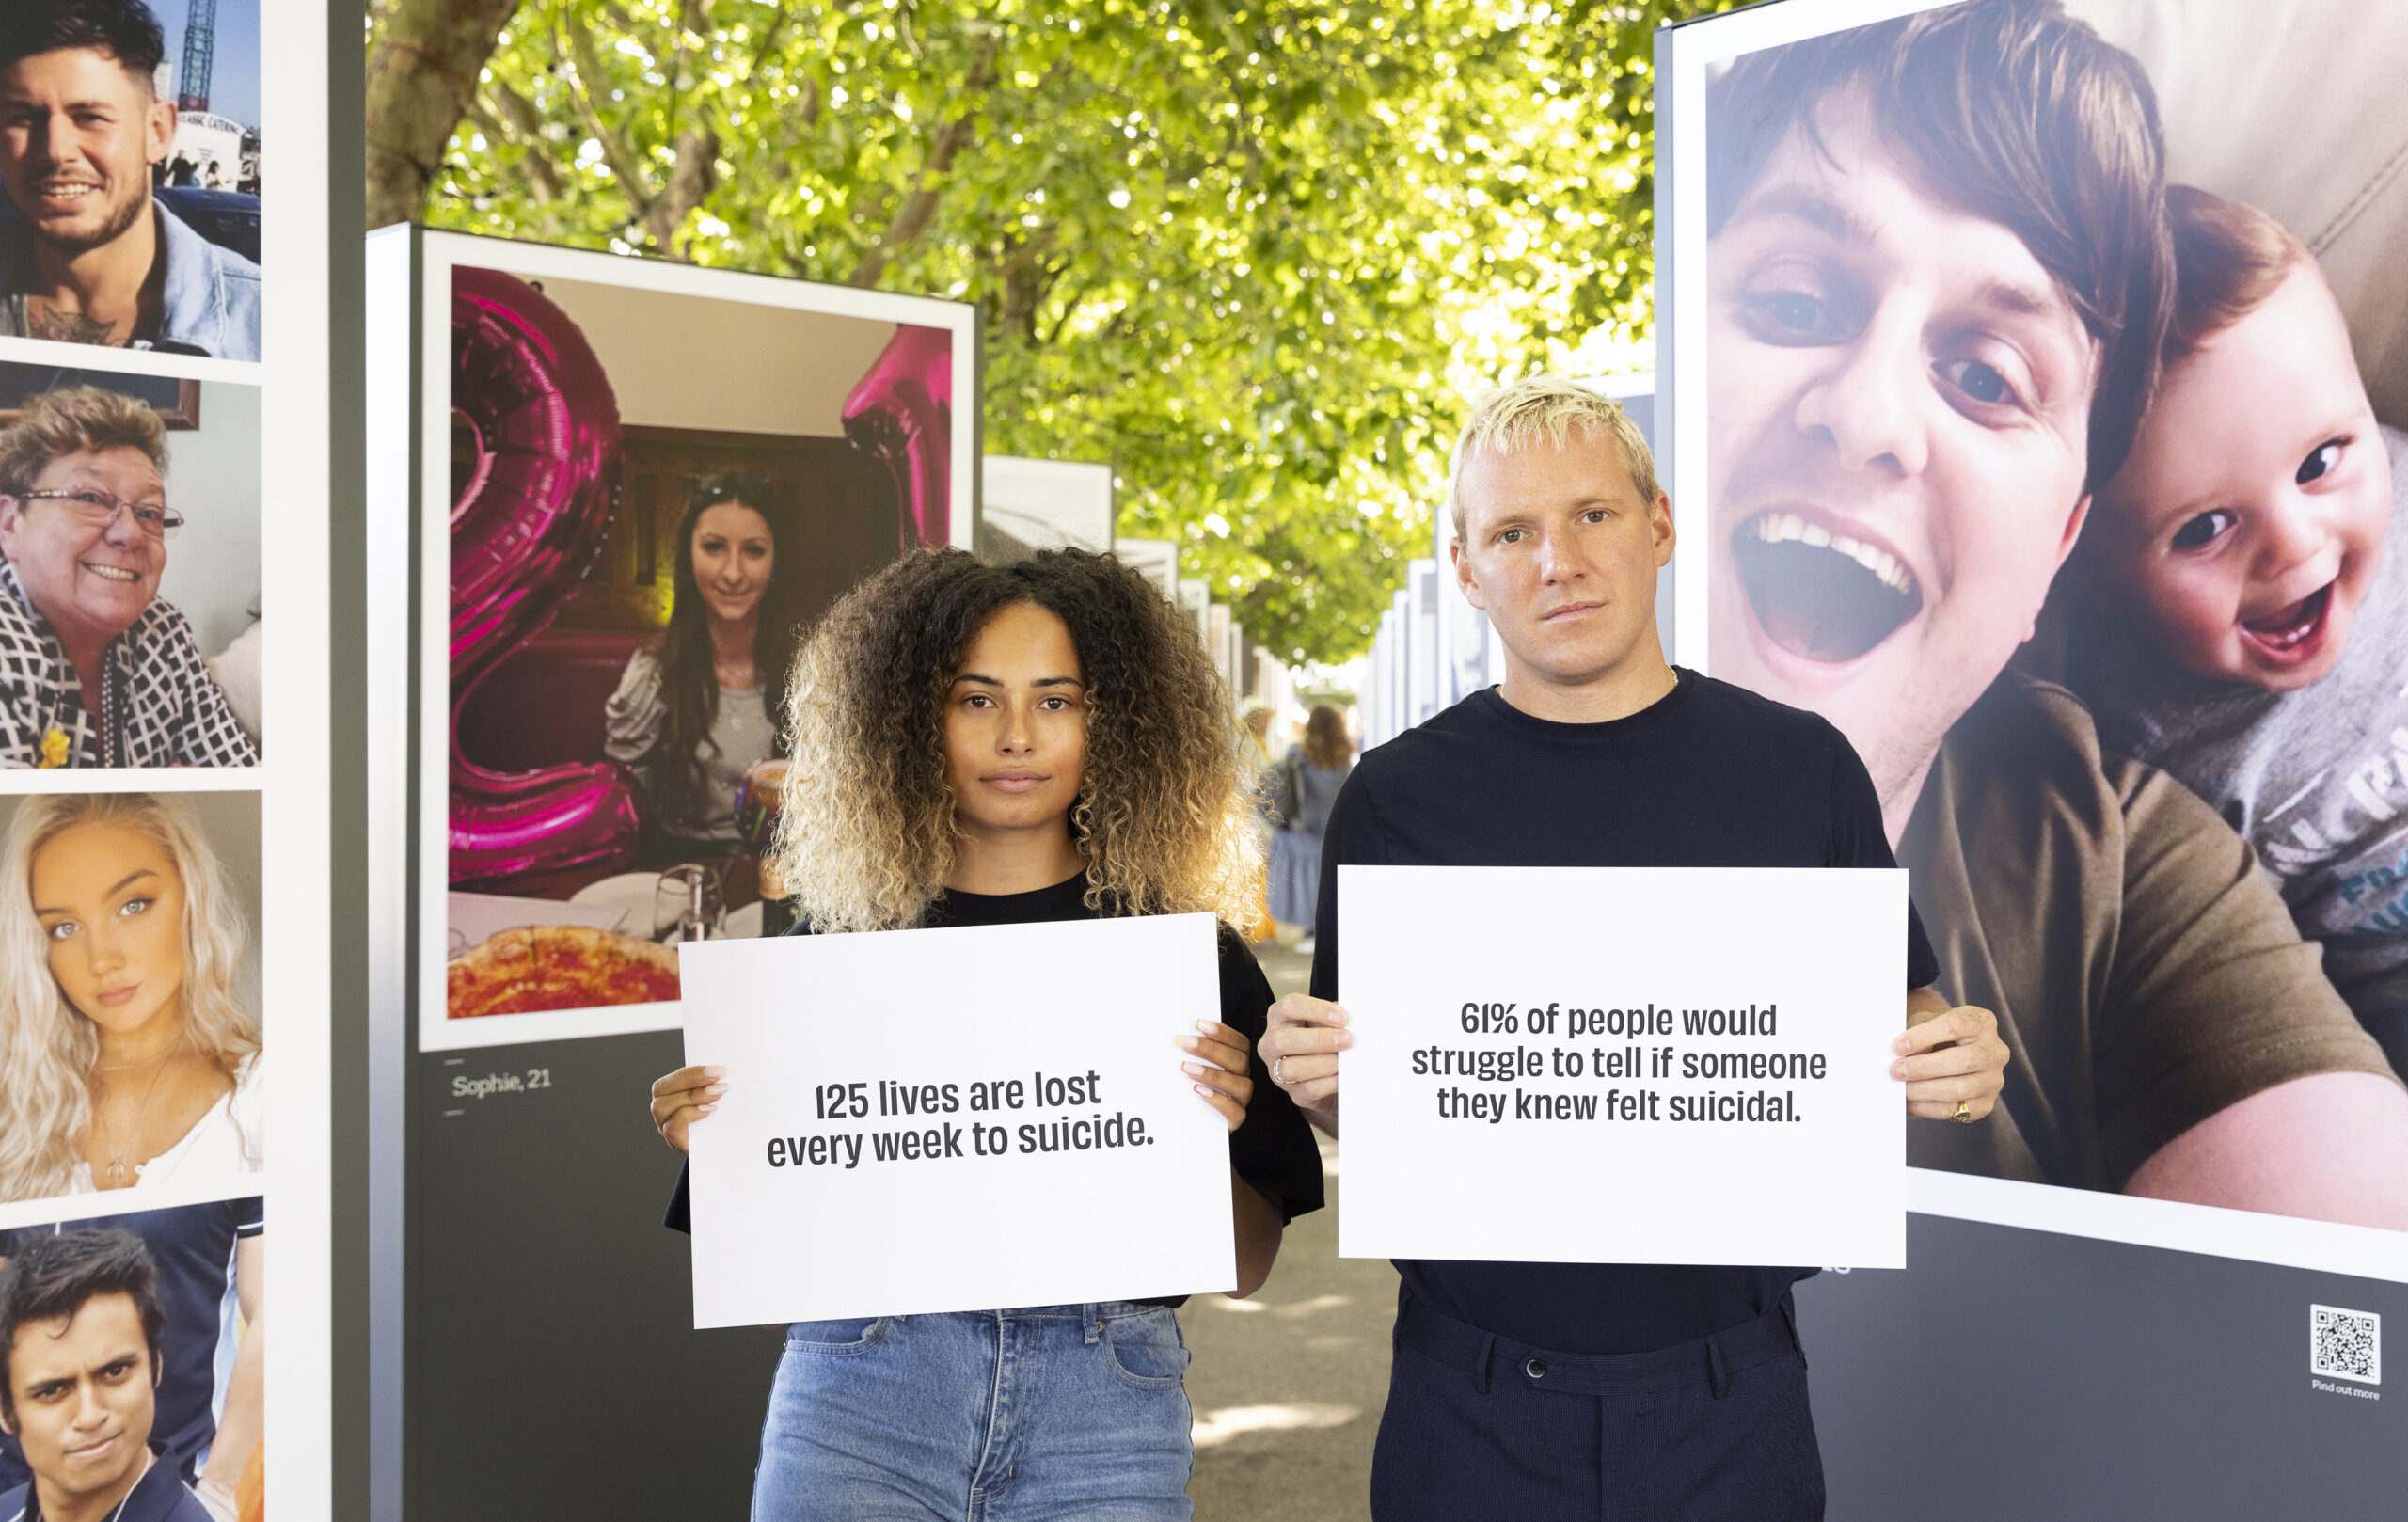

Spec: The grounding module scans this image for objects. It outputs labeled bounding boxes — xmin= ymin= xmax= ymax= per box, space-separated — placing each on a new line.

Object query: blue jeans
xmin=752 ymin=1303 xmax=1196 ymax=1521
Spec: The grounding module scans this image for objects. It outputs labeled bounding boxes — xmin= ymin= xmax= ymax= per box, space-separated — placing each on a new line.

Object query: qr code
xmin=2310 ymin=1305 xmax=2380 ymax=1384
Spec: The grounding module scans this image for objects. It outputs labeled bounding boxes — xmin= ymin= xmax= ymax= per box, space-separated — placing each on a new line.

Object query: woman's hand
xmin=651 ymin=1065 xmax=727 ymax=1153
xmin=1179 ymin=1021 xmax=1255 ymax=1132
xmin=1893 ymin=991 xmax=2009 ymax=1122
xmin=1261 ymin=991 xmax=1349 ymax=1130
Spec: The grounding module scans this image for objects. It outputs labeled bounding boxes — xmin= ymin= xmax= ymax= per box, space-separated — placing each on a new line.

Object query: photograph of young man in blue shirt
xmin=1261 ymin=376 xmax=2011 ymax=1519
xmin=0 ymin=0 xmax=261 ymax=361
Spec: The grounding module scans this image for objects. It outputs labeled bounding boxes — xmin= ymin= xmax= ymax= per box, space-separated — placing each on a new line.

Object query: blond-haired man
xmin=0 ymin=386 xmax=254 ymax=768
xmin=1261 ymin=375 xmax=2006 ymax=1517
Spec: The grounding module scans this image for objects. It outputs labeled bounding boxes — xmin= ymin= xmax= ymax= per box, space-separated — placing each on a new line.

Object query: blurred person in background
xmin=1266 ymin=704 xmax=1354 ymax=955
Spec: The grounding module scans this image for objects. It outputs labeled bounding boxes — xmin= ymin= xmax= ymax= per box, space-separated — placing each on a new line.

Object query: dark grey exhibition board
xmin=412 ymin=1029 xmax=2403 ymax=1517
xmin=1799 ymin=1213 xmax=2404 ymax=1518
xmin=413 ymin=1032 xmax=779 ymax=1519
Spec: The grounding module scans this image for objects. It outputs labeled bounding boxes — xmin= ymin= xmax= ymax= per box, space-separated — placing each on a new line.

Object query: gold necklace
xmin=94 ymin=1031 xmax=182 ymax=1185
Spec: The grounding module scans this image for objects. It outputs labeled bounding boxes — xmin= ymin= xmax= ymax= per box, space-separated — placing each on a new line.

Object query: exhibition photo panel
xmin=416 ymin=236 xmax=977 ymax=1050
xmin=1667 ymin=0 xmax=2408 ymax=1271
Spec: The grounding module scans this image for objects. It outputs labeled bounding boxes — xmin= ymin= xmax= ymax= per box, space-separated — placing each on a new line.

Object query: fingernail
xmin=705 ymin=1082 xmax=727 ymax=1095
xmin=1196 ymin=1019 xmax=1218 ymax=1036
xmin=699 ymin=1103 xmax=718 ymax=1114
xmin=1887 ymin=1063 xmax=1904 ymax=1080
xmin=1893 ymin=1038 xmax=1912 ymax=1054
xmin=1176 ymin=1034 xmax=1201 ymax=1053
xmin=1193 ymin=1083 xmax=1215 ymax=1098
xmin=1182 ymin=1061 xmax=1207 ymax=1078
xmin=1331 ymin=1007 xmax=1349 ymax=1025
xmin=704 ymin=1066 xmax=728 ymax=1078
xmin=1335 ymin=1032 xmax=1354 ymax=1048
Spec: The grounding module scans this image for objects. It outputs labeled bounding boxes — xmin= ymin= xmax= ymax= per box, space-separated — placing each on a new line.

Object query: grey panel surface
xmin=1799 ymin=1213 xmax=2404 ymax=1518
xmin=415 ymin=1031 xmax=782 ymax=1519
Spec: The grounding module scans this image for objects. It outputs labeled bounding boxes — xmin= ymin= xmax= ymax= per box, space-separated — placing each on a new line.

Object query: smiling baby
xmin=2061 ymin=186 xmax=2408 ymax=1073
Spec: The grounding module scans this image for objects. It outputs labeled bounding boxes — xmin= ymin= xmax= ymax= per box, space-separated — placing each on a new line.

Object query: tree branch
xmin=468 ymin=87 xmax=562 ymax=203
xmin=849 ymin=26 xmax=1003 ymax=289
xmin=363 ymin=0 xmax=525 ymax=228
xmin=560 ymin=10 xmax=659 ymax=223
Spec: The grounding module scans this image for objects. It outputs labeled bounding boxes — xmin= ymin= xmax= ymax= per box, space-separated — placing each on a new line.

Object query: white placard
xmin=1339 ymin=866 xmax=1907 ymax=1268
xmin=678 ymin=914 xmax=1235 ymax=1326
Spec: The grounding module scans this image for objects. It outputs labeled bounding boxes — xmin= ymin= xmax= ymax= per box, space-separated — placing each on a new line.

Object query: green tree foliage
xmin=418 ymin=0 xmax=1732 ymax=661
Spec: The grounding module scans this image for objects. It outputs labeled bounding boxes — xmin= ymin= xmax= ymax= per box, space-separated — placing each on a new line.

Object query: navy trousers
xmin=1369 ymin=1290 xmax=1825 ymax=1522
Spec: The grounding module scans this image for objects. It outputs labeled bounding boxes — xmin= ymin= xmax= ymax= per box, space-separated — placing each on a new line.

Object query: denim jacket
xmin=0 ymin=199 xmax=261 ymax=361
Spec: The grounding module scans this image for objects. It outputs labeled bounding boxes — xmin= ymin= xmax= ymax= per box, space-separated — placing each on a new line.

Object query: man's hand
xmin=652 ymin=1065 xmax=727 ymax=1152
xmin=1261 ymin=991 xmax=1350 ymax=1128
xmin=1893 ymin=991 xmax=2008 ymax=1121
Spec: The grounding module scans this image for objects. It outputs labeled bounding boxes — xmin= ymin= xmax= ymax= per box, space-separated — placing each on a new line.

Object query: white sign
xmin=677 ymin=914 xmax=1235 ymax=1326
xmin=1338 ymin=865 xmax=1907 ymax=1268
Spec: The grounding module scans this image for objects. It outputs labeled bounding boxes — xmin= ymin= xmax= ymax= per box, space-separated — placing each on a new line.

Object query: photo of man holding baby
xmin=1696 ymin=0 xmax=2408 ymax=1228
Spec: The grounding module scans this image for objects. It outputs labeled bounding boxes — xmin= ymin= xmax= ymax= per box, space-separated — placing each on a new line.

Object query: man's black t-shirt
xmin=667 ymin=876 xmax=1327 ymax=1302
xmin=1311 ymin=671 xmax=1937 ymax=1355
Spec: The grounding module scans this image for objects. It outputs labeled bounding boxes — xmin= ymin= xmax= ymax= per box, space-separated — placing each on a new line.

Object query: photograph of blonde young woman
xmin=0 ymin=791 xmax=261 ymax=1207
xmin=1694 ymin=0 xmax=2408 ymax=1229
xmin=0 ymin=373 xmax=261 ymax=769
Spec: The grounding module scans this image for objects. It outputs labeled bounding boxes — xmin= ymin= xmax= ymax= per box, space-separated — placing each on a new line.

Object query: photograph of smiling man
xmin=1695 ymin=0 xmax=2408 ymax=1227
xmin=0 ymin=0 xmax=261 ymax=361
xmin=0 ymin=1229 xmax=215 ymax=1522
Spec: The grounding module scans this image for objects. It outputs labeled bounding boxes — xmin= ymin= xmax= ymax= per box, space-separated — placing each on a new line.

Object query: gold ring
xmin=1952 ymin=1100 xmax=1973 ymax=1123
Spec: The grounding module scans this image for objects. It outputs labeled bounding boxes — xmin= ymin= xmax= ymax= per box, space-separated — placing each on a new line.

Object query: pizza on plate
xmin=448 ymin=925 xmax=683 ymax=1019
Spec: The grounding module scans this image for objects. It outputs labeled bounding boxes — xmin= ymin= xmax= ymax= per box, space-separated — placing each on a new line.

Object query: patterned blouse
xmin=0 ymin=560 xmax=259 ymax=768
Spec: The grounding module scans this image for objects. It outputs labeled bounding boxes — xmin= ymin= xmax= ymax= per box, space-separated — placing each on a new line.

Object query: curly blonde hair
xmin=0 ymin=793 xmax=258 ymax=1204
xmin=772 ymin=547 xmax=1261 ymax=932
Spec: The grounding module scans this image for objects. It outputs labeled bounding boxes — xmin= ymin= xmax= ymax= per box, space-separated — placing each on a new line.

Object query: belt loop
xmin=1707 ymin=1333 xmax=1731 ymax=1399
xmin=1085 ymin=1304 xmax=1101 ymax=1345
xmin=1781 ymin=1297 xmax=1806 ymax=1371
xmin=1473 ymin=1333 xmax=1496 ymax=1395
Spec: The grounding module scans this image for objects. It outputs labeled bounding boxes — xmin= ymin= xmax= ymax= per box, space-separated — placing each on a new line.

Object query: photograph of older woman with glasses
xmin=0 ymin=384 xmax=254 ymax=768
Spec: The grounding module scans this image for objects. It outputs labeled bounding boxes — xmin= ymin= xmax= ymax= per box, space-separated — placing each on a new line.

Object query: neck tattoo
xmin=30 ymin=302 xmax=120 ymax=346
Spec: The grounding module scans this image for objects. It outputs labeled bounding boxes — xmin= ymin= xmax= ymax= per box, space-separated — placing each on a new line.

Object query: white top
xmin=66 ymin=1051 xmax=265 ymax=1197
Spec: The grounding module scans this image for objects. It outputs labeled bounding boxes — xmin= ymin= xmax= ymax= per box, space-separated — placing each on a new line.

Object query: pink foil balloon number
xmin=843 ymin=324 xmax=954 ymax=552
xmin=448 ymin=267 xmax=645 ymax=885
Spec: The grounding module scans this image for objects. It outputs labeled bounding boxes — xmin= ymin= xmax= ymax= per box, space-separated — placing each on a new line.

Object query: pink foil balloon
xmin=842 ymin=324 xmax=953 ymax=552
xmin=448 ymin=267 xmax=645 ymax=885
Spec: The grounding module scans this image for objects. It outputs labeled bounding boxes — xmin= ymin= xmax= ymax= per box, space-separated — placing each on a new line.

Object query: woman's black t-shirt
xmin=664 ymin=875 xmax=1327 ymax=1301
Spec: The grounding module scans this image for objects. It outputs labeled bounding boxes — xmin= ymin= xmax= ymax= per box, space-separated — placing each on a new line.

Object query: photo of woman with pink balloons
xmin=435 ymin=258 xmax=974 ymax=1037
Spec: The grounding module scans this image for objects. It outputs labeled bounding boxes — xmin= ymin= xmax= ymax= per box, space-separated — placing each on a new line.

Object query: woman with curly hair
xmin=604 ymin=470 xmax=795 ymax=852
xmin=650 ymin=547 xmax=1323 ymax=1519
xmin=0 ymin=792 xmax=262 ymax=1203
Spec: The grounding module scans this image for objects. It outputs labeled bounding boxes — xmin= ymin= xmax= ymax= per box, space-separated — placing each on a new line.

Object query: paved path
xmin=1180 ymin=939 xmax=1395 ymax=1519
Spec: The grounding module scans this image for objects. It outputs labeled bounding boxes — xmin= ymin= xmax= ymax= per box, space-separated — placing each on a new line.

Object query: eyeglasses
xmin=16 ymin=488 xmax=183 ymax=539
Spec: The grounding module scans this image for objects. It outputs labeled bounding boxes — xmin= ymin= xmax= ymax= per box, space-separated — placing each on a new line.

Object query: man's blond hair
xmin=1447 ymin=375 xmax=1657 ymax=542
